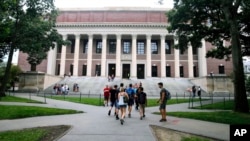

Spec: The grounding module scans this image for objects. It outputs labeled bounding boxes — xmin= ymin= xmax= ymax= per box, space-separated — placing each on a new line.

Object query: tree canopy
xmin=167 ymin=0 xmax=249 ymax=113
xmin=0 ymin=0 xmax=67 ymax=96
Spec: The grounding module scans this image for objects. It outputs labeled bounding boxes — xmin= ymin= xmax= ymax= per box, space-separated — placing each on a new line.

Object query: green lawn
xmin=46 ymin=95 xmax=202 ymax=107
xmin=0 ymin=95 xmax=43 ymax=103
xmin=154 ymin=99 xmax=250 ymax=125
xmin=0 ymin=105 xmax=83 ymax=120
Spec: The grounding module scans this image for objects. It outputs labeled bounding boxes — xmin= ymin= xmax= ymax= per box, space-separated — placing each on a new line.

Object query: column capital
xmin=62 ymin=34 xmax=68 ymax=40
xmin=160 ymin=34 xmax=166 ymax=39
xmin=75 ymin=34 xmax=81 ymax=38
xmin=132 ymin=34 xmax=137 ymax=39
xmin=146 ymin=34 xmax=152 ymax=39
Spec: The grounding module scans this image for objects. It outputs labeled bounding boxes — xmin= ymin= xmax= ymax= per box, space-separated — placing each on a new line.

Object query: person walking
xmin=108 ymin=85 xmax=118 ymax=116
xmin=137 ymin=87 xmax=147 ymax=120
xmin=192 ymin=85 xmax=196 ymax=97
xmin=157 ymin=82 xmax=167 ymax=122
xmin=126 ymin=83 xmax=135 ymax=118
xmin=103 ymin=85 xmax=110 ymax=107
xmin=118 ymin=87 xmax=129 ymax=125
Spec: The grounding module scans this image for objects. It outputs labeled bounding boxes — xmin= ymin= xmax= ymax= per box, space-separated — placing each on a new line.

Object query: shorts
xmin=159 ymin=101 xmax=167 ymax=110
xmin=110 ymin=100 xmax=117 ymax=107
xmin=119 ymin=104 xmax=127 ymax=108
xmin=104 ymin=96 xmax=109 ymax=101
xmin=128 ymin=99 xmax=134 ymax=106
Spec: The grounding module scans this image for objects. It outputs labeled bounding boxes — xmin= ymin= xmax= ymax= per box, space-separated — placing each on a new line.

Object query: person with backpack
xmin=137 ymin=86 xmax=147 ymax=120
xmin=126 ymin=83 xmax=135 ymax=118
xmin=157 ymin=82 xmax=168 ymax=122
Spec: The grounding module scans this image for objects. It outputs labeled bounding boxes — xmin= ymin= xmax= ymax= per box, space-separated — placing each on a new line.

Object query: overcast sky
xmin=54 ymin=0 xmax=174 ymax=8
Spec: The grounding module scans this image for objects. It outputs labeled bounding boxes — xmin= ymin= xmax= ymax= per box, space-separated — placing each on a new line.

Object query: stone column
xmin=73 ymin=34 xmax=80 ymax=76
xmin=198 ymin=39 xmax=207 ymax=77
xmin=47 ymin=43 xmax=57 ymax=75
xmin=188 ymin=43 xmax=194 ymax=78
xmin=146 ymin=34 xmax=152 ymax=77
xmin=160 ymin=35 xmax=166 ymax=77
xmin=101 ymin=34 xmax=107 ymax=77
xmin=59 ymin=35 xmax=67 ymax=76
xmin=87 ymin=34 xmax=93 ymax=76
xmin=174 ymin=38 xmax=180 ymax=77
xmin=116 ymin=34 xmax=121 ymax=77
xmin=131 ymin=34 xmax=137 ymax=78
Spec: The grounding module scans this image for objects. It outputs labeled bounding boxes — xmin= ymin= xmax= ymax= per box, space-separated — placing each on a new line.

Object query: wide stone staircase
xmin=43 ymin=76 xmax=209 ymax=97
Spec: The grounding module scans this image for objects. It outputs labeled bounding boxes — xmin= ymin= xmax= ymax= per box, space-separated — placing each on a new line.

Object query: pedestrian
xmin=192 ymin=85 xmax=196 ymax=97
xmin=118 ymin=87 xmax=129 ymax=125
xmin=126 ymin=83 xmax=135 ymax=118
xmin=157 ymin=82 xmax=167 ymax=122
xmin=197 ymin=86 xmax=201 ymax=98
xmin=103 ymin=85 xmax=110 ymax=107
xmin=108 ymin=85 xmax=118 ymax=116
xmin=137 ymin=86 xmax=147 ymax=120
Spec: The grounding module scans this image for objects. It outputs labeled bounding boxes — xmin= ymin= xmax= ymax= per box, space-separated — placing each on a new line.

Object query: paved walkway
xmin=0 ymin=94 xmax=229 ymax=141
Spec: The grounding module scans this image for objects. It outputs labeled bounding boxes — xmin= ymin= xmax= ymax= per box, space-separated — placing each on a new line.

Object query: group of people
xmin=53 ymin=83 xmax=69 ymax=95
xmin=103 ymin=82 xmax=169 ymax=125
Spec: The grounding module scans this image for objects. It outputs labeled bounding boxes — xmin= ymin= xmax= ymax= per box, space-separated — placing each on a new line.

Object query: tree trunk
xmin=0 ymin=45 xmax=14 ymax=97
xmin=223 ymin=5 xmax=249 ymax=113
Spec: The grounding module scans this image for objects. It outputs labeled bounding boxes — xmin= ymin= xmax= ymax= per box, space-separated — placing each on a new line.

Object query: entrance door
xmin=122 ymin=64 xmax=130 ymax=79
xmin=180 ymin=66 xmax=184 ymax=77
xmin=166 ymin=66 xmax=171 ymax=77
xmin=152 ymin=66 xmax=157 ymax=77
xmin=108 ymin=64 xmax=116 ymax=76
xmin=137 ymin=64 xmax=145 ymax=79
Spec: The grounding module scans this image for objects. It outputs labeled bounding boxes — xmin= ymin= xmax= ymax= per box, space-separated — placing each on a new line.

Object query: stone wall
xmin=190 ymin=75 xmax=234 ymax=96
xmin=18 ymin=72 xmax=62 ymax=91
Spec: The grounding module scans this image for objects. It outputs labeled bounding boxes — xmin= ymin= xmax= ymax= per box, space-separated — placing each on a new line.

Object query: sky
xmin=54 ymin=0 xmax=174 ymax=8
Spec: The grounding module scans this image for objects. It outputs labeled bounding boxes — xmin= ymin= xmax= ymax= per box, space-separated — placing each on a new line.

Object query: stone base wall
xmin=190 ymin=76 xmax=234 ymax=96
xmin=18 ymin=72 xmax=62 ymax=91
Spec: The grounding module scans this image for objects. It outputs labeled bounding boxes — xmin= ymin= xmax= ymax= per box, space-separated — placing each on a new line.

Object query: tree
xmin=167 ymin=0 xmax=249 ymax=113
xmin=0 ymin=0 xmax=67 ymax=96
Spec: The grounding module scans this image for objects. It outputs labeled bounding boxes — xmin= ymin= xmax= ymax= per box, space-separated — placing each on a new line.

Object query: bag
xmin=165 ymin=89 xmax=171 ymax=100
xmin=123 ymin=96 xmax=128 ymax=103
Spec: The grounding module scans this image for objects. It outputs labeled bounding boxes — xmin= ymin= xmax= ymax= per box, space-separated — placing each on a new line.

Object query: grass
xmin=46 ymin=95 xmax=203 ymax=107
xmin=166 ymin=111 xmax=250 ymax=125
xmin=0 ymin=105 xmax=83 ymax=120
xmin=181 ymin=136 xmax=210 ymax=141
xmin=0 ymin=128 xmax=47 ymax=141
xmin=154 ymin=99 xmax=250 ymax=125
xmin=0 ymin=95 xmax=43 ymax=103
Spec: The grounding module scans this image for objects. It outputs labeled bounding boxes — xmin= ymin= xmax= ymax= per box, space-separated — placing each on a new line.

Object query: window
xmin=70 ymin=64 xmax=73 ymax=76
xmin=123 ymin=40 xmax=131 ymax=54
xmin=166 ymin=66 xmax=171 ymax=77
xmin=151 ymin=41 xmax=158 ymax=54
xmin=95 ymin=65 xmax=101 ymax=76
xmin=57 ymin=45 xmax=62 ymax=53
xmin=96 ymin=40 xmax=102 ymax=54
xmin=165 ymin=41 xmax=171 ymax=54
xmin=219 ymin=65 xmax=225 ymax=74
xmin=82 ymin=65 xmax=87 ymax=76
xmin=180 ymin=66 xmax=184 ymax=77
xmin=70 ymin=39 xmax=75 ymax=53
xmin=193 ymin=46 xmax=197 ymax=55
xmin=83 ymin=40 xmax=88 ymax=53
xmin=137 ymin=40 xmax=145 ymax=54
xmin=109 ymin=40 xmax=116 ymax=54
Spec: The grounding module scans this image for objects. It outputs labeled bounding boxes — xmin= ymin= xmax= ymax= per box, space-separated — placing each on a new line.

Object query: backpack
xmin=138 ymin=92 xmax=146 ymax=104
xmin=165 ymin=89 xmax=171 ymax=100
xmin=126 ymin=88 xmax=135 ymax=99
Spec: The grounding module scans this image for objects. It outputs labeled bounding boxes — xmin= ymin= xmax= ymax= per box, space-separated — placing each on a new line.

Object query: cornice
xmin=56 ymin=23 xmax=168 ymax=28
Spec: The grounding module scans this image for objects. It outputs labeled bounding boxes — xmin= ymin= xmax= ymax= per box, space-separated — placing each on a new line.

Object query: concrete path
xmin=0 ymin=94 xmax=229 ymax=141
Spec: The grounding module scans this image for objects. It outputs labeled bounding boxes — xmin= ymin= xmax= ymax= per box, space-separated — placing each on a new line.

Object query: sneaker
xmin=140 ymin=116 xmax=143 ymax=120
xmin=128 ymin=114 xmax=131 ymax=118
xmin=143 ymin=115 xmax=145 ymax=118
xmin=120 ymin=119 xmax=124 ymax=125
xmin=159 ymin=119 xmax=167 ymax=122
xmin=116 ymin=115 xmax=119 ymax=120
xmin=108 ymin=110 xmax=111 ymax=116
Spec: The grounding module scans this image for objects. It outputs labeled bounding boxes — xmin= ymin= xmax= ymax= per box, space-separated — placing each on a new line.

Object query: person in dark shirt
xmin=157 ymin=82 xmax=167 ymax=122
xmin=108 ymin=85 xmax=118 ymax=116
